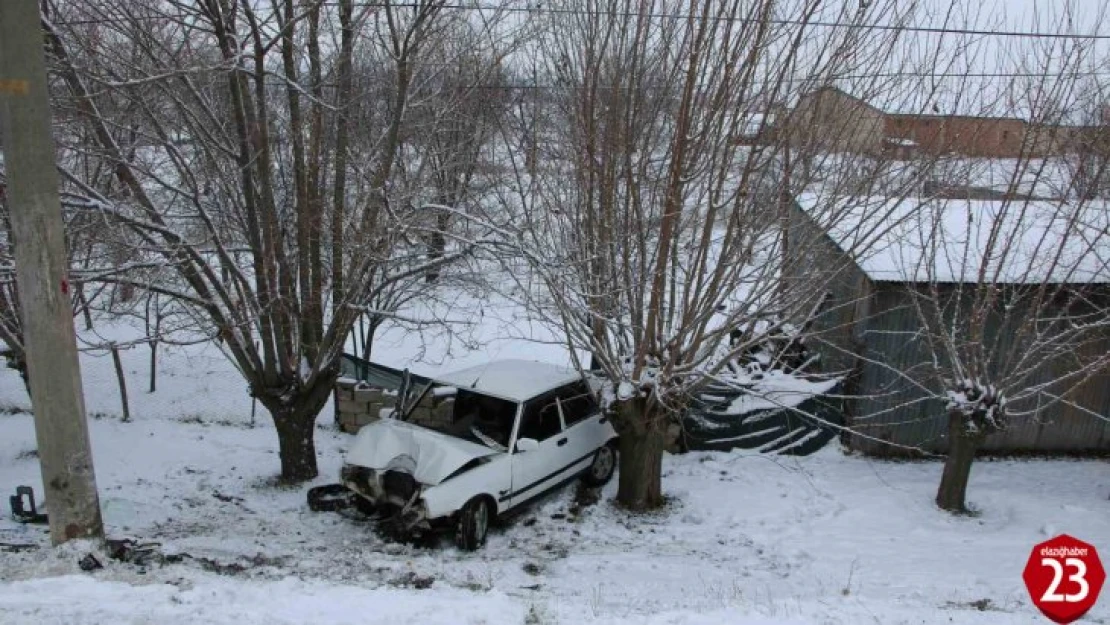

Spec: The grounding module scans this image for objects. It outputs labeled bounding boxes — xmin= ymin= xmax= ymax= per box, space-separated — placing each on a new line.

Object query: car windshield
xmin=402 ymin=385 xmax=517 ymax=452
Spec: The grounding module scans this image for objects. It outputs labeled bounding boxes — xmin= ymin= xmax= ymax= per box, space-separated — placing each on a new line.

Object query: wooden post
xmin=110 ymin=344 xmax=130 ymax=422
xmin=0 ymin=0 xmax=104 ymax=544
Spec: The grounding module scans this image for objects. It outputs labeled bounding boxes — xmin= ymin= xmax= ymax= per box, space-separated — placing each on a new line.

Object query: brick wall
xmin=885 ymin=115 xmax=1031 ymax=158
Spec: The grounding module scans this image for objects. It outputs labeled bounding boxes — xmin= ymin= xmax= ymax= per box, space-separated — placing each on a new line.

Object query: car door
xmin=507 ymin=392 xmax=576 ymax=508
xmin=555 ymin=381 xmax=609 ymax=467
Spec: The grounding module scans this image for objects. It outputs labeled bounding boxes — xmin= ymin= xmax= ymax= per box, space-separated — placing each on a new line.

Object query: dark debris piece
xmin=9 ymin=486 xmax=48 ymax=524
xmin=388 ymin=570 xmax=435 ymax=589
xmin=78 ymin=553 xmax=103 ymax=572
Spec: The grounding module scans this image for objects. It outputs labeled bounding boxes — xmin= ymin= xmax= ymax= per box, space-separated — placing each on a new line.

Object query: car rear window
xmin=556 ymin=382 xmax=598 ymax=427
xmin=519 ymin=395 xmax=563 ymax=441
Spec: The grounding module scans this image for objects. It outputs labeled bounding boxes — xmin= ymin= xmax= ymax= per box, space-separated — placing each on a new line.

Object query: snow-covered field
xmin=1 ymin=316 xmax=1108 ymax=624
xmin=3 ymin=410 xmax=1109 ymax=623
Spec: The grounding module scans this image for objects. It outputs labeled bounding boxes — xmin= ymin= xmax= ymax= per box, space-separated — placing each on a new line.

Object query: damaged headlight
xmin=382 ymin=454 xmax=419 ymax=502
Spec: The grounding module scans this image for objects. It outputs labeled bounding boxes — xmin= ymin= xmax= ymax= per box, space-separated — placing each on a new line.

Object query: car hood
xmin=345 ymin=418 xmax=499 ymax=485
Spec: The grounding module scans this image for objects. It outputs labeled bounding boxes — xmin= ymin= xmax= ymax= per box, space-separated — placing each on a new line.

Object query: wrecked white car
xmin=338 ymin=360 xmax=618 ymax=550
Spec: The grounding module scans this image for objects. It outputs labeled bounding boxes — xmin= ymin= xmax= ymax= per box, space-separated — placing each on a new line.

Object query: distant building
xmin=881 ymin=136 xmax=919 ymax=160
xmin=784 ymin=86 xmax=886 ymax=155
xmin=783 ymin=86 xmax=1098 ymax=159
xmin=885 ymin=114 xmax=1028 ymax=158
xmin=732 ymin=111 xmax=780 ymax=146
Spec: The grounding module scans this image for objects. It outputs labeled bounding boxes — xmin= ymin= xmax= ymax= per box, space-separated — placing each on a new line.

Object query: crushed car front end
xmin=336 ymin=417 xmax=508 ymax=534
xmin=341 ymin=458 xmax=432 ymax=531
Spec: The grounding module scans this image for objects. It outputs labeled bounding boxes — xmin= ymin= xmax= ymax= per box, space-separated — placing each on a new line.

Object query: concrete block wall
xmin=335 ymin=377 xmax=397 ymax=434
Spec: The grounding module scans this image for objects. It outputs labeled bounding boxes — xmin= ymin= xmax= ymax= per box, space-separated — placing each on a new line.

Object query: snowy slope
xmin=3 ymin=412 xmax=1108 ymax=624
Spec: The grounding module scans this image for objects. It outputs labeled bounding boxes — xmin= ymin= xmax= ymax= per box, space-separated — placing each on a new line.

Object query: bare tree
xmin=904 ymin=199 xmax=1110 ymax=513
xmin=489 ymin=0 xmax=929 ymax=509
xmin=1069 ymin=82 xmax=1110 ymax=200
xmin=899 ymin=22 xmax=1110 ymax=513
xmin=42 ymin=0 xmax=512 ymax=481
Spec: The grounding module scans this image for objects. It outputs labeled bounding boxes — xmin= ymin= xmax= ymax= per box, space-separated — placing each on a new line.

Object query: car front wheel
xmin=581 ymin=443 xmax=617 ymax=487
xmin=455 ymin=497 xmax=492 ymax=551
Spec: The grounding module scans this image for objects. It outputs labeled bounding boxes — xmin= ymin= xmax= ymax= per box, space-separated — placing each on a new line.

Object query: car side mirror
xmin=516 ymin=438 xmax=539 ymax=453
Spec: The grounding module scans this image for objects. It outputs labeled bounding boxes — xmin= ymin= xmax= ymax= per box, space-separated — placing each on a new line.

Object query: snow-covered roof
xmin=432 ymin=359 xmax=582 ymax=403
xmin=796 ymin=193 xmax=1110 ymax=284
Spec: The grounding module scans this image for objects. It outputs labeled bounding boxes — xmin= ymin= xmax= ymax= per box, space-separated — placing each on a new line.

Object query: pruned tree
xmin=903 ymin=193 xmax=1110 ymax=513
xmin=892 ymin=23 xmax=1110 ymax=513
xmin=490 ymin=0 xmax=931 ymax=509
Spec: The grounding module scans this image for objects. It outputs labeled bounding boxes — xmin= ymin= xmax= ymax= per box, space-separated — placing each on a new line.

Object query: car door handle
xmin=598 ymin=416 xmax=608 ymax=424
xmin=557 ymin=437 xmax=568 ymax=446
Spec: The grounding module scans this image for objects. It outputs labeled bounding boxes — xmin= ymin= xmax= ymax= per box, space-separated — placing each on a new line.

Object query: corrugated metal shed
xmin=787 ymin=199 xmax=1110 ymax=456
xmin=848 ymin=284 xmax=1110 ymax=455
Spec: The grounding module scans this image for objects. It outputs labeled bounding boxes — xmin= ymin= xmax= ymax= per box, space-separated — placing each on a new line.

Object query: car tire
xmin=455 ymin=496 xmax=493 ymax=551
xmin=581 ymin=442 xmax=617 ymax=487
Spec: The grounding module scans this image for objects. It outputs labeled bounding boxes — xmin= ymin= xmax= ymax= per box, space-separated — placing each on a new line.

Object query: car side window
xmin=556 ymin=382 xmax=598 ymax=428
xmin=518 ymin=395 xmax=563 ymax=441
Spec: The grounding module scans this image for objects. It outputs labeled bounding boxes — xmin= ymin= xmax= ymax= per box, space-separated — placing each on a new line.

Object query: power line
xmin=49 ymin=2 xmax=1110 ymax=41
xmin=335 ymin=1 xmax=1110 ymax=41
xmin=478 ymin=70 xmax=1110 ymax=89
xmin=50 ymin=12 xmax=197 ymax=27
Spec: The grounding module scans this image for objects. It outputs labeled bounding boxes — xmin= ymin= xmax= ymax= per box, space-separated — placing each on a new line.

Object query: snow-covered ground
xmin=2 ymin=410 xmax=1108 ymax=624
xmin=1 ymin=313 xmax=1109 ymax=624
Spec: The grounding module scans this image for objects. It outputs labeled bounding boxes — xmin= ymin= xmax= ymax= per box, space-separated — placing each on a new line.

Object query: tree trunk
xmin=110 ymin=344 xmax=130 ymax=422
xmin=425 ymin=210 xmax=449 ymax=283
xmin=361 ymin=320 xmax=379 ymax=362
xmin=272 ymin=406 xmax=319 ymax=483
xmin=266 ymin=373 xmax=336 ymax=483
xmin=614 ymin=398 xmax=666 ymax=510
xmin=76 ymin=283 xmax=94 ymax=330
xmin=936 ymin=411 xmax=984 ymax=513
xmin=148 ymin=340 xmax=157 ymax=393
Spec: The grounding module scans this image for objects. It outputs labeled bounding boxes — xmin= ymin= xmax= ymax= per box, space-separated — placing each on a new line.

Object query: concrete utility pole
xmin=0 ymin=1 xmax=104 ymax=544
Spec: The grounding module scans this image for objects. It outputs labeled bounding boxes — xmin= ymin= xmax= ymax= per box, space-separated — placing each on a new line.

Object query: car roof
xmin=431 ymin=359 xmax=584 ymax=403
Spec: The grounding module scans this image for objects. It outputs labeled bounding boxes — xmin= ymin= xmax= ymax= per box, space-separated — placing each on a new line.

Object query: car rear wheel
xmin=581 ymin=443 xmax=617 ymax=487
xmin=456 ymin=497 xmax=492 ymax=551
